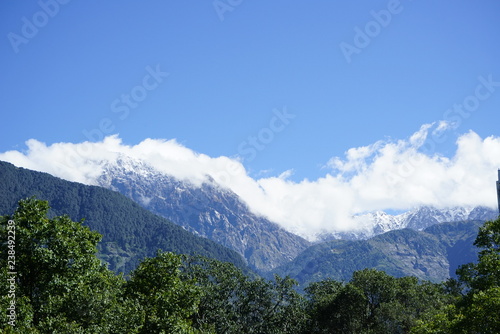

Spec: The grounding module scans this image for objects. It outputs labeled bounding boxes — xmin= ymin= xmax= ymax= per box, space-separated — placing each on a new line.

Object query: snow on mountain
xmin=96 ymin=155 xmax=310 ymax=272
xmin=316 ymin=205 xmax=497 ymax=242
xmin=94 ymin=155 xmax=497 ymax=261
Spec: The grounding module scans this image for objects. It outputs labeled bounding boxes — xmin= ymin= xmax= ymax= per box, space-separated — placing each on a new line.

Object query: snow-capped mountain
xmin=93 ymin=155 xmax=498 ymax=271
xmin=317 ymin=206 xmax=498 ymax=242
xmin=96 ymin=156 xmax=310 ymax=272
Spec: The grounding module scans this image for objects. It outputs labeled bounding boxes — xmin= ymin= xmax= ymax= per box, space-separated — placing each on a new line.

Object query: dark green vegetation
xmin=0 ymin=161 xmax=246 ymax=274
xmin=2 ymin=198 xmax=500 ymax=333
xmin=412 ymin=216 xmax=500 ymax=333
xmin=273 ymin=220 xmax=483 ymax=286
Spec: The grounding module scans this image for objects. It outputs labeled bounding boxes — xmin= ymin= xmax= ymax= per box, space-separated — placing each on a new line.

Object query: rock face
xmin=96 ymin=157 xmax=310 ymax=272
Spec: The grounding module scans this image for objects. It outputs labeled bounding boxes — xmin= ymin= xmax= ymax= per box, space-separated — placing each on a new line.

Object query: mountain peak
xmin=95 ymin=158 xmax=310 ymax=272
xmin=316 ymin=205 xmax=497 ymax=242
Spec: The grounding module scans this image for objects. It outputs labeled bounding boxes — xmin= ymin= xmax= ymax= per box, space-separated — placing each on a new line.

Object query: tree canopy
xmin=412 ymin=216 xmax=500 ymax=333
xmin=2 ymin=198 xmax=499 ymax=333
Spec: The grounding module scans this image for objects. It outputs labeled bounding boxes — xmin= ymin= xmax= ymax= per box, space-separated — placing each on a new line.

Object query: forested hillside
xmin=0 ymin=161 xmax=246 ymax=273
xmin=273 ymin=220 xmax=483 ymax=286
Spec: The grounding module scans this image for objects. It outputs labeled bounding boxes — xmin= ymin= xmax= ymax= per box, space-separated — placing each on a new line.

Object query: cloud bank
xmin=1 ymin=123 xmax=499 ymax=239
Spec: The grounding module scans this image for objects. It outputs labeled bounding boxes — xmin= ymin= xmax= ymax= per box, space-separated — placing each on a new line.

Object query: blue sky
xmin=1 ymin=0 xmax=500 ymax=182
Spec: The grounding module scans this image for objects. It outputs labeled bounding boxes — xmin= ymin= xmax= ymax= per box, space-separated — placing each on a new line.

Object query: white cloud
xmin=1 ymin=123 xmax=499 ymax=241
xmin=409 ymin=123 xmax=433 ymax=147
xmin=278 ymin=169 xmax=294 ymax=180
xmin=433 ymin=120 xmax=454 ymax=135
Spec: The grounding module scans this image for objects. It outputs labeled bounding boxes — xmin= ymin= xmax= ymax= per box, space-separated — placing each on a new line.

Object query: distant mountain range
xmin=272 ymin=220 xmax=486 ymax=286
xmin=1 ymin=158 xmax=498 ymax=284
xmin=319 ymin=206 xmax=497 ymax=241
xmin=92 ymin=156 xmax=497 ymax=274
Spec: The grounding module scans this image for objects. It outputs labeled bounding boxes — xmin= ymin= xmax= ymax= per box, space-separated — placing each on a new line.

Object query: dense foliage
xmin=2 ymin=198 xmax=499 ymax=333
xmin=412 ymin=217 xmax=500 ymax=333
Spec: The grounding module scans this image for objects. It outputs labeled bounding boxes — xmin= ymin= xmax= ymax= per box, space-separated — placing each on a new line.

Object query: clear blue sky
xmin=1 ymin=0 xmax=500 ymax=181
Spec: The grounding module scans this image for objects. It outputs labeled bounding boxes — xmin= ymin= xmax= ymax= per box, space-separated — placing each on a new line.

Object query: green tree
xmin=455 ymin=217 xmax=500 ymax=332
xmin=305 ymin=269 xmax=450 ymax=334
xmin=305 ymin=279 xmax=349 ymax=333
xmin=0 ymin=198 xmax=139 ymax=333
xmin=124 ymin=251 xmax=202 ymax=334
xmin=182 ymin=256 xmax=307 ymax=333
xmin=457 ymin=217 xmax=500 ymax=291
xmin=413 ymin=217 xmax=500 ymax=333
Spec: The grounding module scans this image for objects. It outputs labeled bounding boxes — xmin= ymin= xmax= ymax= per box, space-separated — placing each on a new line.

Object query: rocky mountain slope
xmin=96 ymin=157 xmax=310 ymax=271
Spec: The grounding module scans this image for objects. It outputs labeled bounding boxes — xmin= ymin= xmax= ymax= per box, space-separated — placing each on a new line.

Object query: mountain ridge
xmin=271 ymin=219 xmax=487 ymax=286
xmin=0 ymin=160 xmax=248 ymax=274
xmin=96 ymin=156 xmax=311 ymax=272
xmin=317 ymin=205 xmax=497 ymax=241
xmin=3 ymin=157 xmax=498 ymax=281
